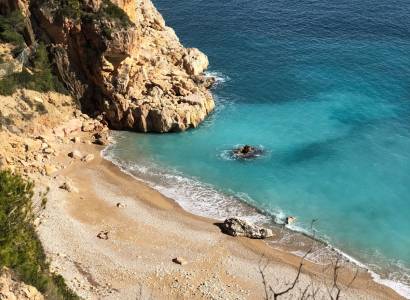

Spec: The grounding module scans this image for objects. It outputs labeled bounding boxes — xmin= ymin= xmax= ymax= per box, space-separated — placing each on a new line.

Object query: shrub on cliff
xmin=0 ymin=170 xmax=78 ymax=299
xmin=58 ymin=0 xmax=131 ymax=29
xmin=0 ymin=43 xmax=67 ymax=95
xmin=0 ymin=11 xmax=26 ymax=54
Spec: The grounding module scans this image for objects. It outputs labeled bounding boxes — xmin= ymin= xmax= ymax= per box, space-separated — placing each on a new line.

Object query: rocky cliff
xmin=0 ymin=268 xmax=44 ymax=300
xmin=2 ymin=0 xmax=215 ymax=132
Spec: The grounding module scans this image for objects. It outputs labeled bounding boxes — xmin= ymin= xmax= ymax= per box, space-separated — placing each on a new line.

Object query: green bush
xmin=101 ymin=0 xmax=131 ymax=27
xmin=0 ymin=11 xmax=26 ymax=52
xmin=0 ymin=43 xmax=67 ymax=95
xmin=59 ymin=0 xmax=131 ymax=29
xmin=60 ymin=0 xmax=82 ymax=19
xmin=0 ymin=170 xmax=78 ymax=299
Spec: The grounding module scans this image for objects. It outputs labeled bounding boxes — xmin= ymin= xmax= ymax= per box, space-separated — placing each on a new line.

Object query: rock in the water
xmin=68 ymin=150 xmax=82 ymax=159
xmin=232 ymin=145 xmax=264 ymax=159
xmin=285 ymin=216 xmax=296 ymax=225
xmin=221 ymin=218 xmax=273 ymax=239
xmin=172 ymin=257 xmax=187 ymax=265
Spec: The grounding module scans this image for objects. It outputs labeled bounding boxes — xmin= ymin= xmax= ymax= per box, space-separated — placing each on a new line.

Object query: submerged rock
xmin=221 ymin=218 xmax=273 ymax=239
xmin=232 ymin=145 xmax=264 ymax=159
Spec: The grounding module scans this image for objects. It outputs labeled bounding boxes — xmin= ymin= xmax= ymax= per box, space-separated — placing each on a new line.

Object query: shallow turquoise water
xmin=107 ymin=0 xmax=410 ymax=294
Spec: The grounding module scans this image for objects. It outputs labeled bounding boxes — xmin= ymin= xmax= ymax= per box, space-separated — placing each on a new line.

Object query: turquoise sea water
xmin=106 ymin=0 xmax=410 ymax=296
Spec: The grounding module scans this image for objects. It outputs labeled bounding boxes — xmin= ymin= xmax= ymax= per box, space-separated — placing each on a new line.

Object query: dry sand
xmin=34 ymin=137 xmax=403 ymax=300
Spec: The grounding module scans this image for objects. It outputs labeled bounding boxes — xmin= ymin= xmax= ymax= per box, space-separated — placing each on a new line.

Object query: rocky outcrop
xmin=27 ymin=0 xmax=215 ymax=132
xmin=221 ymin=218 xmax=274 ymax=239
xmin=0 ymin=268 xmax=44 ymax=300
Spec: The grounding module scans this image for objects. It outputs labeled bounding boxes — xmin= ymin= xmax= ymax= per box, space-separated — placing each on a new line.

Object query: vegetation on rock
xmin=0 ymin=11 xmax=26 ymax=54
xmin=58 ymin=0 xmax=131 ymax=28
xmin=0 ymin=43 xmax=66 ymax=95
xmin=0 ymin=170 xmax=78 ymax=299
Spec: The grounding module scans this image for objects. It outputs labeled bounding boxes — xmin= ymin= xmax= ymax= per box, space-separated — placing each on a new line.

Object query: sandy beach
xmin=32 ymin=134 xmax=403 ymax=300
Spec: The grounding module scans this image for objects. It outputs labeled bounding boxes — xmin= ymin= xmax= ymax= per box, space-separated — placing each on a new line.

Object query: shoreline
xmin=32 ymin=127 xmax=404 ymax=299
xmin=102 ymin=133 xmax=410 ymax=299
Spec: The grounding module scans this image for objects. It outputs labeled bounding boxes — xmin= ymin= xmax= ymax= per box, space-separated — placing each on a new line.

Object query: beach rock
xmin=82 ymin=121 xmax=95 ymax=132
xmin=172 ymin=257 xmax=187 ymax=265
xmin=59 ymin=181 xmax=78 ymax=193
xmin=54 ymin=119 xmax=82 ymax=137
xmin=93 ymin=132 xmax=109 ymax=146
xmin=285 ymin=216 xmax=296 ymax=225
xmin=71 ymin=136 xmax=81 ymax=144
xmin=44 ymin=164 xmax=57 ymax=176
xmin=0 ymin=267 xmax=44 ymax=300
xmin=97 ymin=231 xmax=109 ymax=240
xmin=221 ymin=218 xmax=273 ymax=239
xmin=81 ymin=154 xmax=95 ymax=162
xmin=68 ymin=150 xmax=82 ymax=159
xmin=116 ymin=202 xmax=125 ymax=208
xmin=43 ymin=147 xmax=54 ymax=154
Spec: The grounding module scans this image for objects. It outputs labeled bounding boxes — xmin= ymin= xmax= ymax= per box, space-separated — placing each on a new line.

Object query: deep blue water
xmin=108 ymin=0 xmax=410 ymax=295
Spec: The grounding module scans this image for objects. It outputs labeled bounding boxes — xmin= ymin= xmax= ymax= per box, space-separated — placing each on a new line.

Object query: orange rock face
xmin=27 ymin=0 xmax=215 ymax=132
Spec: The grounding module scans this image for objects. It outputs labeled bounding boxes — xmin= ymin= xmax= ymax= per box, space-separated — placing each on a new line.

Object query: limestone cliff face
xmin=27 ymin=0 xmax=215 ymax=132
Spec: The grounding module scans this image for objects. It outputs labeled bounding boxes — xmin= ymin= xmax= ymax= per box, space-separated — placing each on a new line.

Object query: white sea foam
xmin=102 ymin=144 xmax=410 ymax=299
xmin=204 ymin=71 xmax=231 ymax=87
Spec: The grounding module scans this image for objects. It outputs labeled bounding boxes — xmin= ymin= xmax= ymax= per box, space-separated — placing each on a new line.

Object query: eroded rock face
xmin=0 ymin=268 xmax=44 ymax=300
xmin=221 ymin=218 xmax=274 ymax=239
xmin=29 ymin=0 xmax=215 ymax=132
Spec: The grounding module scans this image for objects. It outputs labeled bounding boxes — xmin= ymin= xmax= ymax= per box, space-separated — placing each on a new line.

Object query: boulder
xmin=97 ymin=231 xmax=109 ymax=240
xmin=59 ymin=181 xmax=78 ymax=193
xmin=93 ymin=132 xmax=109 ymax=146
xmin=81 ymin=154 xmax=95 ymax=162
xmin=221 ymin=218 xmax=273 ymax=239
xmin=183 ymin=48 xmax=209 ymax=76
xmin=285 ymin=216 xmax=296 ymax=225
xmin=71 ymin=136 xmax=81 ymax=143
xmin=68 ymin=150 xmax=82 ymax=159
xmin=44 ymin=164 xmax=57 ymax=176
xmin=172 ymin=257 xmax=187 ymax=265
xmin=232 ymin=145 xmax=264 ymax=159
xmin=53 ymin=119 xmax=82 ymax=137
xmin=81 ymin=121 xmax=95 ymax=132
